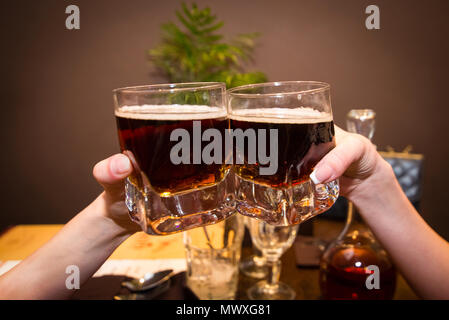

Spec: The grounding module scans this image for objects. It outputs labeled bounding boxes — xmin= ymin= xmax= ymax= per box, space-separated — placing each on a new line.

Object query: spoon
xmin=121 ymin=269 xmax=174 ymax=292
xmin=115 ymin=278 xmax=171 ymax=300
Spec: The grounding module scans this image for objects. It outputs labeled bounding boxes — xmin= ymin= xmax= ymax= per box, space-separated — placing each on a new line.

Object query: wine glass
xmin=246 ymin=218 xmax=300 ymax=300
xmin=239 ymin=216 xmax=268 ymax=279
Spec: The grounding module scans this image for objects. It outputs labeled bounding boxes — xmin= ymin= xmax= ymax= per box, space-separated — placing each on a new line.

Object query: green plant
xmin=148 ymin=2 xmax=267 ymax=88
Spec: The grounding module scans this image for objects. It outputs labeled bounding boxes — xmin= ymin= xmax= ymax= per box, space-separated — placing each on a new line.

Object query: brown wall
xmin=2 ymin=0 xmax=449 ymax=239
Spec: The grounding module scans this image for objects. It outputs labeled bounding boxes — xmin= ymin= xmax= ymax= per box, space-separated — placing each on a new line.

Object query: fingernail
xmin=310 ymin=164 xmax=333 ymax=184
xmin=112 ymin=155 xmax=131 ymax=174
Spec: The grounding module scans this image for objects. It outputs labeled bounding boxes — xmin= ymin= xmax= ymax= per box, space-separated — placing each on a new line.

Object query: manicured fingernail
xmin=310 ymin=170 xmax=320 ymax=184
xmin=310 ymin=164 xmax=333 ymax=184
xmin=112 ymin=155 xmax=131 ymax=174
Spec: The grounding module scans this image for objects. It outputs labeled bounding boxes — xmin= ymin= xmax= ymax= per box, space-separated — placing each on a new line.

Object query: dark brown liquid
xmin=116 ymin=116 xmax=230 ymax=195
xmin=320 ymin=245 xmax=396 ymax=300
xmin=230 ymin=119 xmax=335 ymax=188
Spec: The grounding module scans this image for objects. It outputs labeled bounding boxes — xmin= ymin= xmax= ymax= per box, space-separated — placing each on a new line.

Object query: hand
xmin=310 ymin=126 xmax=392 ymax=200
xmin=92 ymin=153 xmax=140 ymax=234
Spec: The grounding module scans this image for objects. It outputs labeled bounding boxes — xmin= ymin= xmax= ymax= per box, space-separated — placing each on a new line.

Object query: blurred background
xmin=1 ymin=0 xmax=448 ymax=239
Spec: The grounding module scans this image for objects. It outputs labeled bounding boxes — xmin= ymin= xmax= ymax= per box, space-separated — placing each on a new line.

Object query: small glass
xmin=246 ymin=218 xmax=300 ymax=300
xmin=184 ymin=214 xmax=244 ymax=300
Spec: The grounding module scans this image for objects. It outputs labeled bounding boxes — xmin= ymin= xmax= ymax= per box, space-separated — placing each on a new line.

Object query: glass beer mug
xmin=113 ymin=82 xmax=236 ymax=235
xmin=227 ymin=81 xmax=339 ymax=226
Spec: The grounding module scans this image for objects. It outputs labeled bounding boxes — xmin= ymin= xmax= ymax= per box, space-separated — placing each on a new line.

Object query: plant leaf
xmin=148 ymin=2 xmax=267 ymax=88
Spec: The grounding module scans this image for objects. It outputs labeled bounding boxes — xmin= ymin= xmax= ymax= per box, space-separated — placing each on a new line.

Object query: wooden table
xmin=0 ymin=220 xmax=418 ymax=300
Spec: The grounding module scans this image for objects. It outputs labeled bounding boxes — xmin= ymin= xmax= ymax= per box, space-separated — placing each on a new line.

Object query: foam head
xmin=229 ymin=107 xmax=333 ymax=124
xmin=115 ymin=104 xmax=227 ymax=120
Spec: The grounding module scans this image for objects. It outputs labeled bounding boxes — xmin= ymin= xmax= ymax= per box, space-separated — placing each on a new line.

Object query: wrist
xmin=85 ymin=193 xmax=137 ymax=241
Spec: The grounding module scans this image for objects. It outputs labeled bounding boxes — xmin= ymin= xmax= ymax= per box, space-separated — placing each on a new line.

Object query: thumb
xmin=93 ymin=154 xmax=133 ymax=195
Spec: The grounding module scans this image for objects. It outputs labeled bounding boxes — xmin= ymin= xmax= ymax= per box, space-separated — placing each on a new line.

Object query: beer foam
xmin=229 ymin=107 xmax=333 ymax=124
xmin=115 ymin=104 xmax=227 ymax=120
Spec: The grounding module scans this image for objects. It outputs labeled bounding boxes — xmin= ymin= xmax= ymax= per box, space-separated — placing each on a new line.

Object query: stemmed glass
xmin=239 ymin=216 xmax=268 ymax=279
xmin=246 ymin=218 xmax=300 ymax=300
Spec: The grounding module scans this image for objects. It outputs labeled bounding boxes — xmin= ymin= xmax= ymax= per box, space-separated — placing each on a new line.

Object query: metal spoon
xmin=115 ymin=278 xmax=171 ymax=300
xmin=121 ymin=269 xmax=174 ymax=292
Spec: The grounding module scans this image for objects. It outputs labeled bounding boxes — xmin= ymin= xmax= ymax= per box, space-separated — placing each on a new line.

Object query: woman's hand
xmin=310 ymin=126 xmax=449 ymax=299
xmin=0 ymin=154 xmax=140 ymax=299
xmin=310 ymin=126 xmax=392 ymax=201
xmin=92 ymin=153 xmax=140 ymax=234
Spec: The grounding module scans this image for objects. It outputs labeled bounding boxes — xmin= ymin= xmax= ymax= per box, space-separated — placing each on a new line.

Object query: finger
xmin=93 ymin=154 xmax=133 ymax=194
xmin=310 ymin=134 xmax=366 ymax=184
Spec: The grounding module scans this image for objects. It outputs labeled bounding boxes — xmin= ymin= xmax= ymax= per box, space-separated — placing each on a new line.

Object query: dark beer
xmin=230 ymin=111 xmax=335 ymax=188
xmin=116 ymin=105 xmax=229 ymax=196
xmin=228 ymin=82 xmax=339 ymax=226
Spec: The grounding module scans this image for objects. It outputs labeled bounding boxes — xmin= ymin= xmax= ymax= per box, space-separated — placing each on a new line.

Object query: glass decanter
xmin=319 ymin=109 xmax=397 ymax=300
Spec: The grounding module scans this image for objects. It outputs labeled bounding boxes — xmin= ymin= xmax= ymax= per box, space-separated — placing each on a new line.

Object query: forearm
xmin=349 ymin=160 xmax=449 ymax=299
xmin=0 ymin=194 xmax=133 ymax=299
